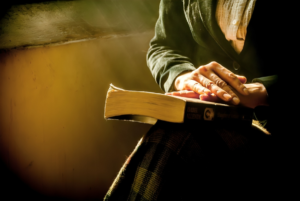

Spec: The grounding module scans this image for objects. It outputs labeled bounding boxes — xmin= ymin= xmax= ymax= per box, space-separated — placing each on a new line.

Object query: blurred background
xmin=0 ymin=0 xmax=162 ymax=200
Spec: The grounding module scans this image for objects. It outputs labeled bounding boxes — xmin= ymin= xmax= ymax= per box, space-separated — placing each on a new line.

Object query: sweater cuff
xmin=252 ymin=75 xmax=278 ymax=89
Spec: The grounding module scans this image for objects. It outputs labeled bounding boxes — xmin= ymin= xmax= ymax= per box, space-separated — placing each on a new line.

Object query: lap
xmin=105 ymin=121 xmax=278 ymax=200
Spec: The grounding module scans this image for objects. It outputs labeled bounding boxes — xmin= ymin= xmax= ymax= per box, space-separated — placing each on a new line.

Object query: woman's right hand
xmin=168 ymin=61 xmax=248 ymax=105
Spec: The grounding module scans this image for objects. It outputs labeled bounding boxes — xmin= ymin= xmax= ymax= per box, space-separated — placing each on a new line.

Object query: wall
xmin=0 ymin=0 xmax=159 ymax=49
xmin=0 ymin=0 xmax=161 ymax=200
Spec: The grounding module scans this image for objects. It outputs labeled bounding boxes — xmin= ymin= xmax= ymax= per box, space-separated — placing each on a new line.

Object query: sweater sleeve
xmin=252 ymin=75 xmax=278 ymax=129
xmin=146 ymin=0 xmax=197 ymax=92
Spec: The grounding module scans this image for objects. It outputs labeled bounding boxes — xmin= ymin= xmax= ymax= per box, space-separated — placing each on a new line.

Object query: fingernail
xmin=243 ymin=87 xmax=249 ymax=95
xmin=223 ymin=93 xmax=232 ymax=101
xmin=232 ymin=97 xmax=240 ymax=105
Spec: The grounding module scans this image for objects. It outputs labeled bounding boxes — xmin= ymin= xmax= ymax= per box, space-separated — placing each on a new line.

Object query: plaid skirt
xmin=104 ymin=121 xmax=280 ymax=200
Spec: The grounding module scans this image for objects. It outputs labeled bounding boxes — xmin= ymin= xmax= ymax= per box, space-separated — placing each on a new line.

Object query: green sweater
xmin=146 ymin=0 xmax=279 ymax=131
xmin=147 ymin=0 xmax=277 ymax=94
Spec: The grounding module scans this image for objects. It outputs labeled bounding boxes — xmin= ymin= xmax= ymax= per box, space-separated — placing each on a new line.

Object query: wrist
xmin=174 ymin=71 xmax=192 ymax=91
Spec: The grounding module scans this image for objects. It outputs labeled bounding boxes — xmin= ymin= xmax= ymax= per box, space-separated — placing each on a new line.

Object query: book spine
xmin=184 ymin=102 xmax=253 ymax=126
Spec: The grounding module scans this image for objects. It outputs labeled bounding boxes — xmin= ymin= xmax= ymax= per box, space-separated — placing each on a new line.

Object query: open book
xmin=104 ymin=84 xmax=254 ymax=126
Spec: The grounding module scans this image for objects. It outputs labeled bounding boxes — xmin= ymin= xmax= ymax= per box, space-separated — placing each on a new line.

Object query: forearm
xmin=147 ymin=47 xmax=195 ymax=92
xmin=146 ymin=0 xmax=196 ymax=92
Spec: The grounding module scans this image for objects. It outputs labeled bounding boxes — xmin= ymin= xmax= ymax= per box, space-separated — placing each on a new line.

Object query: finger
xmin=237 ymin=75 xmax=247 ymax=84
xmin=203 ymin=62 xmax=249 ymax=95
xmin=199 ymin=66 xmax=242 ymax=104
xmin=200 ymin=93 xmax=220 ymax=102
xmin=205 ymin=82 xmax=234 ymax=102
xmin=166 ymin=90 xmax=200 ymax=98
xmin=195 ymin=72 xmax=232 ymax=102
xmin=185 ymin=80 xmax=211 ymax=95
xmin=217 ymin=68 xmax=248 ymax=95
xmin=197 ymin=65 xmax=237 ymax=101
xmin=222 ymin=85 xmax=240 ymax=105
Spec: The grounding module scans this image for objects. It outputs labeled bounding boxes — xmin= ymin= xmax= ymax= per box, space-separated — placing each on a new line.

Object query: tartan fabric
xmin=104 ymin=121 xmax=277 ymax=200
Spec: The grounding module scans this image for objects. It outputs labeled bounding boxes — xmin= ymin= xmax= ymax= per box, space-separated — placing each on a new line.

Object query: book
xmin=104 ymin=84 xmax=254 ymax=126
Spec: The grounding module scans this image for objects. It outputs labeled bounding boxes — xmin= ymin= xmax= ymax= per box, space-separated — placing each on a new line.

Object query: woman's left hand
xmin=167 ymin=82 xmax=268 ymax=109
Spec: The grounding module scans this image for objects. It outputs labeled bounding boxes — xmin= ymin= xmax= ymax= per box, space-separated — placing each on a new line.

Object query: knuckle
xmin=175 ymin=77 xmax=187 ymax=90
xmin=198 ymin=65 xmax=208 ymax=73
xmin=192 ymin=68 xmax=202 ymax=77
xmin=211 ymin=75 xmax=227 ymax=88
xmin=217 ymin=80 xmax=227 ymax=88
xmin=207 ymin=83 xmax=213 ymax=90
xmin=200 ymin=78 xmax=213 ymax=88
xmin=207 ymin=82 xmax=214 ymax=89
xmin=228 ymin=73 xmax=237 ymax=79
xmin=175 ymin=77 xmax=181 ymax=86
xmin=203 ymin=82 xmax=211 ymax=89
xmin=222 ymin=85 xmax=231 ymax=92
xmin=191 ymin=82 xmax=199 ymax=91
xmin=192 ymin=71 xmax=200 ymax=78
xmin=220 ymin=67 xmax=229 ymax=73
xmin=210 ymin=74 xmax=218 ymax=80
xmin=215 ymin=89 xmax=224 ymax=96
xmin=192 ymin=83 xmax=206 ymax=94
xmin=215 ymin=80 xmax=226 ymax=88
xmin=209 ymin=61 xmax=219 ymax=67
xmin=208 ymin=61 xmax=222 ymax=70
xmin=179 ymin=82 xmax=188 ymax=90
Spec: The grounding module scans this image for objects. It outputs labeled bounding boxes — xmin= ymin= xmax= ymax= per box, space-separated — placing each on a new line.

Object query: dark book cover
xmin=184 ymin=101 xmax=253 ymax=127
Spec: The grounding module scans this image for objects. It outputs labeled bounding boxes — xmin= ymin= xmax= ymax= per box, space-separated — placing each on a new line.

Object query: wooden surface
xmin=0 ymin=0 xmax=161 ymax=200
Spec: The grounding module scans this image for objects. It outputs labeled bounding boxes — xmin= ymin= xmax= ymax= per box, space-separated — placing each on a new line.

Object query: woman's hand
xmin=231 ymin=83 xmax=268 ymax=109
xmin=169 ymin=62 xmax=248 ymax=105
xmin=185 ymin=82 xmax=268 ymax=109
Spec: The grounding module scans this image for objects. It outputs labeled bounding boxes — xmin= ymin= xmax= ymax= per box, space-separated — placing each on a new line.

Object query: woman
xmin=104 ymin=1 xmax=292 ymax=200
